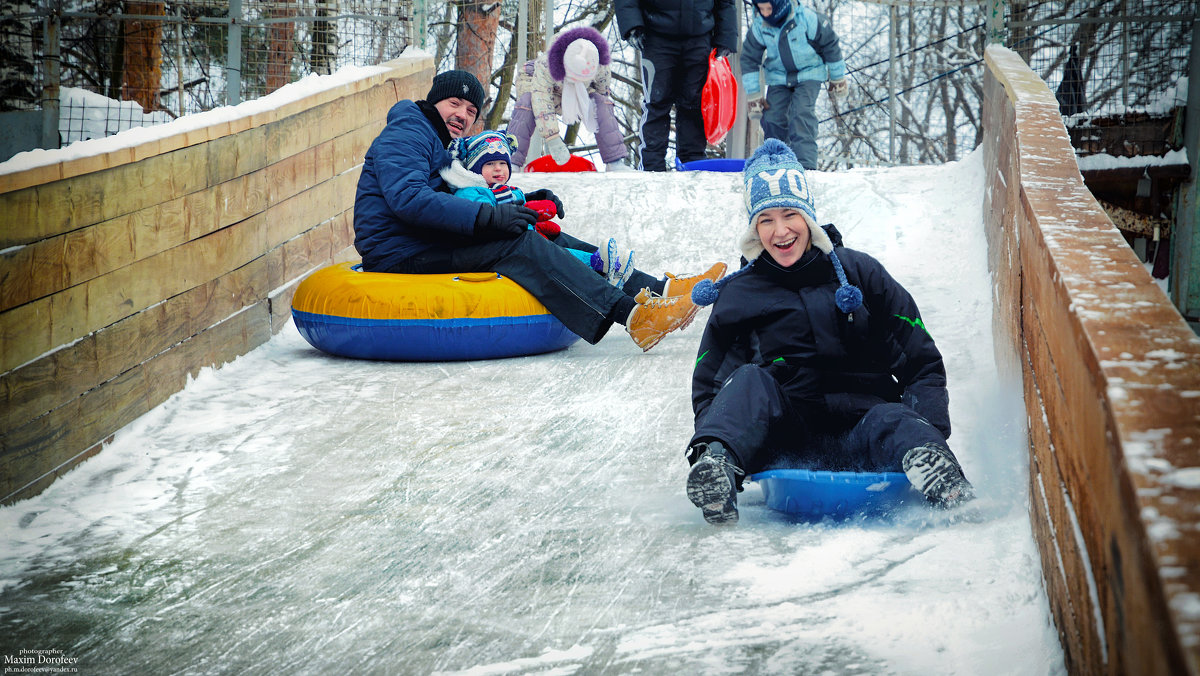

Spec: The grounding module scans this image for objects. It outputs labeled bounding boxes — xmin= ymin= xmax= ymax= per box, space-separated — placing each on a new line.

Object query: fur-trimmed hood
xmin=440 ymin=159 xmax=488 ymax=191
xmin=547 ymin=26 xmax=611 ymax=82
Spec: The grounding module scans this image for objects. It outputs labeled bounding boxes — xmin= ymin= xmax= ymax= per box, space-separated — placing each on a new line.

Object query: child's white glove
xmin=544 ymin=136 xmax=570 ymax=165
xmin=746 ymin=97 xmax=767 ymax=120
xmin=828 ymin=78 xmax=849 ymax=100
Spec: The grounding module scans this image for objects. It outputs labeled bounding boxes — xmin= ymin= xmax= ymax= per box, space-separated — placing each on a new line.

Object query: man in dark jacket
xmin=616 ymin=0 xmax=738 ymax=171
xmin=352 ymin=69 xmax=726 ymax=351
xmin=682 ymin=140 xmax=975 ymax=524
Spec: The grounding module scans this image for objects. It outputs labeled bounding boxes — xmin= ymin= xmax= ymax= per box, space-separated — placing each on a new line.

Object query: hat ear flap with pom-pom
xmin=836 ymin=284 xmax=863 ymax=314
xmin=691 ymin=279 xmax=721 ymax=307
xmin=828 ymin=250 xmax=863 ymax=314
xmin=690 ymin=262 xmax=753 ymax=307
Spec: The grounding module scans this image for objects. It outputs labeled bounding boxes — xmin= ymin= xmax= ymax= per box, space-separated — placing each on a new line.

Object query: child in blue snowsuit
xmin=442 ymin=129 xmax=635 ymax=287
xmin=740 ymin=0 xmax=848 ymax=170
xmin=683 ymin=139 xmax=975 ymax=524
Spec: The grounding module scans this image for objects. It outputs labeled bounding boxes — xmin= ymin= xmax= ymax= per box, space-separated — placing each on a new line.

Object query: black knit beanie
xmin=426 ymin=70 xmax=485 ymax=111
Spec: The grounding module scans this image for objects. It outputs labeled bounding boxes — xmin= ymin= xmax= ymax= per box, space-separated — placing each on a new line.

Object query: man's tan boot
xmin=662 ymin=262 xmax=728 ymax=300
xmin=626 ymin=292 xmax=701 ymax=352
xmin=634 ymin=261 xmax=727 ymax=333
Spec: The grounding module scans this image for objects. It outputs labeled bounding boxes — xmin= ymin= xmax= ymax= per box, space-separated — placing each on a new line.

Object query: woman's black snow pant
xmin=690 ymin=363 xmax=951 ymax=474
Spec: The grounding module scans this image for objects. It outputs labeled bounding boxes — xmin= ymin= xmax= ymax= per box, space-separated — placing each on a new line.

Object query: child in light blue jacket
xmin=443 ymin=130 xmax=634 ymax=288
xmin=740 ymin=0 xmax=847 ymax=169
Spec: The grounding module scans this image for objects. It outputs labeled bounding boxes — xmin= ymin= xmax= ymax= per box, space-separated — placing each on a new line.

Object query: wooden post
xmin=40 ymin=10 xmax=60 ymax=150
xmin=516 ymin=0 xmax=527 ymax=68
xmin=1170 ymin=16 xmax=1200 ymax=325
xmin=226 ymin=0 xmax=242 ymax=105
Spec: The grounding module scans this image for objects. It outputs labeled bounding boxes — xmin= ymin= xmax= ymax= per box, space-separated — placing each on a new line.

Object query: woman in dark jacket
xmin=684 ymin=139 xmax=975 ymax=524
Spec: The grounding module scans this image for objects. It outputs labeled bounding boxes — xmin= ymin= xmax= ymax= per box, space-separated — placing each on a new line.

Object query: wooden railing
xmin=982 ymin=44 xmax=1200 ymax=676
xmin=0 ymin=55 xmax=433 ymax=504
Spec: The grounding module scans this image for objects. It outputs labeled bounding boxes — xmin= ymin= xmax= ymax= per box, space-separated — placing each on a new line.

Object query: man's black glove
xmin=627 ymin=28 xmax=644 ymax=51
xmin=715 ymin=46 xmax=733 ymax=59
xmin=524 ymin=189 xmax=565 ymax=218
xmin=474 ymin=203 xmax=537 ymax=241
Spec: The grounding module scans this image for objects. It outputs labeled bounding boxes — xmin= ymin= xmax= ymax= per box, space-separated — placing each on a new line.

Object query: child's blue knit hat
xmin=459 ymin=130 xmax=516 ymax=174
xmin=759 ymin=0 xmax=793 ymax=27
xmin=693 ymin=139 xmax=862 ymax=313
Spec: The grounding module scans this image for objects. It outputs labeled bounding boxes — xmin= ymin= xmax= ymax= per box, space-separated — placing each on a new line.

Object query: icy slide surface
xmin=0 ymin=152 xmax=1066 ymax=674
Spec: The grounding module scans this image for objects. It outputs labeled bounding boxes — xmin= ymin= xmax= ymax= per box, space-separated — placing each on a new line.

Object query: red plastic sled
xmin=701 ymin=50 xmax=738 ymax=146
xmin=523 ymin=154 xmax=597 ymax=173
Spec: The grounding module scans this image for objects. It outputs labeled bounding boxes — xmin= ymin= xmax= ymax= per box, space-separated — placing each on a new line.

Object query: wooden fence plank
xmin=1 ymin=256 xmax=271 ymax=431
xmin=1 ymin=136 xmax=368 ymax=349
xmin=1 ymin=301 xmax=273 ymax=503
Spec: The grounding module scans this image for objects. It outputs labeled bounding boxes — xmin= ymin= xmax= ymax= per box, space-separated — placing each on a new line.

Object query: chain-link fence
xmin=0 ymin=1 xmax=411 ymax=157
xmin=810 ymin=0 xmax=991 ymax=169
xmin=1008 ymin=0 xmax=1195 ymax=159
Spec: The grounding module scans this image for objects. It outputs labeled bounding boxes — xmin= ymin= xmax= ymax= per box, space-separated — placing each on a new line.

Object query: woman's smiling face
xmin=756 ymin=207 xmax=812 ymax=267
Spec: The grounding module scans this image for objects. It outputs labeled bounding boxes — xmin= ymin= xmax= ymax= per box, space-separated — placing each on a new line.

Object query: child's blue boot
xmin=597 ymin=238 xmax=635 ymax=289
xmin=611 ymin=249 xmax=635 ymax=288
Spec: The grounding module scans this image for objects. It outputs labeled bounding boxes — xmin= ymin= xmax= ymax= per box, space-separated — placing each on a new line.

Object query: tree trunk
xmin=266 ymin=6 xmax=296 ymax=93
xmin=312 ymin=0 xmax=335 ymax=75
xmin=121 ymin=1 xmax=164 ymax=111
xmin=486 ymin=28 xmax=520 ymax=130
xmin=454 ymin=0 xmax=499 ymax=133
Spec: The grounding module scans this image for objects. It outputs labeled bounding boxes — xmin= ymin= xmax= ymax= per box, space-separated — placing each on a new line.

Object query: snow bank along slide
xmin=2 ymin=46 xmax=1198 ymax=674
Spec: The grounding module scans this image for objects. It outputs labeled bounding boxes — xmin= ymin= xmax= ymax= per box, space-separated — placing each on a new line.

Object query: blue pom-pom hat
xmin=739 ymin=138 xmax=828 ymax=261
xmin=457 ymin=129 xmax=517 ymax=174
xmin=693 ymin=139 xmax=861 ymax=314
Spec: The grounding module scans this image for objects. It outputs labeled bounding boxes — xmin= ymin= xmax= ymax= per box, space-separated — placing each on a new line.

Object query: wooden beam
xmin=984 ymin=44 xmax=1200 ymax=675
xmin=1 ymin=300 xmax=273 ymax=504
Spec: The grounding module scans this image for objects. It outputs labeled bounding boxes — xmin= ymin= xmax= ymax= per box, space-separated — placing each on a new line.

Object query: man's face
xmin=434 ymin=97 xmax=479 ymax=138
xmin=755 ymin=207 xmax=811 ymax=267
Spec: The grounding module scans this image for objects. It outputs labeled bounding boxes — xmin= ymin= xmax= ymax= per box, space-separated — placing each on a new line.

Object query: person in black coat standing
xmin=682 ymin=139 xmax=976 ymax=524
xmin=616 ymin=0 xmax=738 ymax=171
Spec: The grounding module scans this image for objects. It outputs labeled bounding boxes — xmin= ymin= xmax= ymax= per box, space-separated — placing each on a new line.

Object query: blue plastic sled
xmin=748 ymin=469 xmax=914 ymax=518
xmin=675 ymin=158 xmax=746 ymax=172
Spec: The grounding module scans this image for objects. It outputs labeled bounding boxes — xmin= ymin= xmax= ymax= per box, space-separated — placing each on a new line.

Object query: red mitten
xmin=525 ymin=199 xmax=558 ymax=222
xmin=535 ymin=219 xmax=561 ymax=238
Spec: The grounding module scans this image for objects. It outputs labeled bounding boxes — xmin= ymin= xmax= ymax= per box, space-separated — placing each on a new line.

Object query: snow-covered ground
xmin=0 ymin=153 xmax=1066 ymax=674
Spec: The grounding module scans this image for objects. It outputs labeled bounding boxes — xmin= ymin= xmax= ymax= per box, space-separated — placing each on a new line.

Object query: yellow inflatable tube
xmin=291 ymin=262 xmax=579 ymax=361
